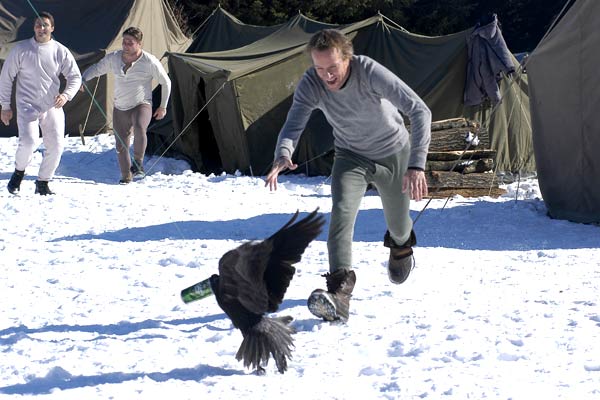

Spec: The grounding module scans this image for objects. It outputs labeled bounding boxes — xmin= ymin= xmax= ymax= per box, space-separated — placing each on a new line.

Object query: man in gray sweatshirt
xmin=265 ymin=29 xmax=431 ymax=322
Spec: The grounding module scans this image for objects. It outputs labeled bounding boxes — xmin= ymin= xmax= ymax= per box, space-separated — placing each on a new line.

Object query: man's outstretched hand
xmin=265 ymin=157 xmax=297 ymax=191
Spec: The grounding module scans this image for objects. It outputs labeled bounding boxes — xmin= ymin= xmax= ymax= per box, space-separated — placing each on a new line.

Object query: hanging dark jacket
xmin=464 ymin=14 xmax=515 ymax=106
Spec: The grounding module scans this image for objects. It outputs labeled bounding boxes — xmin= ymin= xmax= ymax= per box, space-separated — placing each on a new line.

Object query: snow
xmin=1 ymin=134 xmax=599 ymax=399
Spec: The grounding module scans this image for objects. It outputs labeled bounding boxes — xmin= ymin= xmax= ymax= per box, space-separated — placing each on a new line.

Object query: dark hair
xmin=35 ymin=11 xmax=54 ymax=27
xmin=307 ymin=29 xmax=353 ymax=60
xmin=123 ymin=26 xmax=143 ymax=42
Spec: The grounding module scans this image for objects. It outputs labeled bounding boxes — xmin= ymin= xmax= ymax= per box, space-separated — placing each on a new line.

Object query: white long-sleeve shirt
xmin=0 ymin=37 xmax=81 ymax=120
xmin=82 ymin=50 xmax=171 ymax=111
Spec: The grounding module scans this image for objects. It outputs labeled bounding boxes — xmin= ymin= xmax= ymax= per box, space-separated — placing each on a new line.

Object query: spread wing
xmin=263 ymin=209 xmax=325 ymax=312
xmin=217 ymin=209 xmax=325 ymax=316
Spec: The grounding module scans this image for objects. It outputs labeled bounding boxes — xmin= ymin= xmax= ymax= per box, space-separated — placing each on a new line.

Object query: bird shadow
xmin=0 ymin=364 xmax=243 ymax=395
xmin=0 ymin=314 xmax=228 ymax=347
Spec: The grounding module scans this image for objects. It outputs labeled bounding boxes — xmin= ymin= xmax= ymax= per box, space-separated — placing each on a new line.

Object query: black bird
xmin=205 ymin=209 xmax=324 ymax=374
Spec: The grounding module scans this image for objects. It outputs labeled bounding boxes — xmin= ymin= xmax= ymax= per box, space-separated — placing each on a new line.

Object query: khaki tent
xmin=527 ymin=0 xmax=600 ymax=223
xmin=0 ymin=0 xmax=190 ymax=137
xmin=158 ymin=11 xmax=534 ymax=176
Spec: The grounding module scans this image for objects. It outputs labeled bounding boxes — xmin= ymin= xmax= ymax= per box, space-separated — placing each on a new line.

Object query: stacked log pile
xmin=414 ymin=118 xmax=504 ymax=198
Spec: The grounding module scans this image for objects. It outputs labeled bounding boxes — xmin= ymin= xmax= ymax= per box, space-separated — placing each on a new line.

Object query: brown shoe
xmin=384 ymin=230 xmax=416 ymax=284
xmin=307 ymin=268 xmax=356 ymax=322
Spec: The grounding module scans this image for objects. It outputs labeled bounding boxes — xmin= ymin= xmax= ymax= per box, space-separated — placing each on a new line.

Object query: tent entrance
xmin=195 ymin=87 xmax=222 ymax=174
xmin=189 ymin=79 xmax=222 ymax=174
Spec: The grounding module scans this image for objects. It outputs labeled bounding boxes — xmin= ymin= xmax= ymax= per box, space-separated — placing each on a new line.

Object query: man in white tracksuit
xmin=81 ymin=26 xmax=171 ymax=184
xmin=0 ymin=11 xmax=81 ymax=195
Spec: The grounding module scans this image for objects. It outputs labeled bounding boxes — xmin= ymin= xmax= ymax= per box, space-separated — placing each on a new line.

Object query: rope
xmin=146 ymin=82 xmax=227 ymax=175
xmin=78 ymin=78 xmax=100 ymax=145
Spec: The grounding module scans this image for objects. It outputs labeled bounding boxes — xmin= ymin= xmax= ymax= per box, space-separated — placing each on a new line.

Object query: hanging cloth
xmin=464 ymin=14 xmax=515 ymax=106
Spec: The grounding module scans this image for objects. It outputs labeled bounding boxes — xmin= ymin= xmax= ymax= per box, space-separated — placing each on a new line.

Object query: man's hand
xmin=54 ymin=93 xmax=68 ymax=108
xmin=79 ymin=84 xmax=85 ymax=93
xmin=1 ymin=109 xmax=13 ymax=126
xmin=402 ymin=168 xmax=428 ymax=201
xmin=265 ymin=156 xmax=297 ymax=191
xmin=153 ymin=107 xmax=167 ymax=120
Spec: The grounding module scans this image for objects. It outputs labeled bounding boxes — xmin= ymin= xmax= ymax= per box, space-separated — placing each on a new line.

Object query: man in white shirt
xmin=0 ymin=11 xmax=82 ymax=195
xmin=81 ymin=27 xmax=171 ymax=184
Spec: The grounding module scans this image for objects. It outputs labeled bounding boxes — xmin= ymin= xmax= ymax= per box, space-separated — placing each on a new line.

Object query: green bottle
xmin=181 ymin=277 xmax=214 ymax=304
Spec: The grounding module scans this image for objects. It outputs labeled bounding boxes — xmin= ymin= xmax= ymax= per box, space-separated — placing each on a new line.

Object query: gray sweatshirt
xmin=275 ymin=55 xmax=431 ymax=169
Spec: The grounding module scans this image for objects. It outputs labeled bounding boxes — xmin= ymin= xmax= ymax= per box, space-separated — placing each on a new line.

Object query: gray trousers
xmin=113 ymin=104 xmax=152 ymax=179
xmin=328 ymin=146 xmax=413 ymax=272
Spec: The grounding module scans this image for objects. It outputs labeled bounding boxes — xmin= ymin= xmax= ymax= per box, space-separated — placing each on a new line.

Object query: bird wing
xmin=263 ymin=209 xmax=325 ymax=312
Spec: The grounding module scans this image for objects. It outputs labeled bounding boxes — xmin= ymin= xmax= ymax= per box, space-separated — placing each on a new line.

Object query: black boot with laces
xmin=34 ymin=180 xmax=55 ymax=195
xmin=7 ymin=169 xmax=25 ymax=194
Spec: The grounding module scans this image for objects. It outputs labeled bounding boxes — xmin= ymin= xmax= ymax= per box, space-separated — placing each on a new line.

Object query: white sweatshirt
xmin=0 ymin=37 xmax=81 ymax=120
xmin=82 ymin=50 xmax=171 ymax=111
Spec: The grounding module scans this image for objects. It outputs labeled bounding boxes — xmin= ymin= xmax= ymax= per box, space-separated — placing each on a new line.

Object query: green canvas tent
xmin=0 ymin=0 xmax=190 ymax=138
xmin=527 ymin=0 xmax=600 ymax=223
xmin=146 ymin=5 xmax=284 ymax=158
xmin=160 ymin=11 xmax=534 ymax=177
xmin=186 ymin=5 xmax=283 ymax=53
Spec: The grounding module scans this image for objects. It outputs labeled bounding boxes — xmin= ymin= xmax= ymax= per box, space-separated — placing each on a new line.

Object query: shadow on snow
xmin=0 ymin=364 xmax=243 ymax=395
xmin=49 ymin=203 xmax=600 ymax=251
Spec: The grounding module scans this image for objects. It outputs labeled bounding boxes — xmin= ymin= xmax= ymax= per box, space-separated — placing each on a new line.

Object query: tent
xmin=527 ymin=0 xmax=600 ymax=223
xmin=0 ymin=0 xmax=190 ymax=137
xmin=186 ymin=5 xmax=283 ymax=53
xmin=160 ymin=10 xmax=534 ymax=177
xmin=146 ymin=4 xmax=285 ymax=159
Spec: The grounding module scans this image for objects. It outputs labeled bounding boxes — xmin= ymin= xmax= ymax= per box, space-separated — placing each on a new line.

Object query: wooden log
xmin=408 ymin=118 xmax=479 ymax=133
xmin=426 ymin=171 xmax=499 ymax=189
xmin=427 ymin=187 xmax=507 ymax=199
xmin=429 ymin=126 xmax=489 ymax=151
xmin=427 ymin=149 xmax=497 ymax=161
xmin=426 ymin=158 xmax=494 ymax=173
xmin=430 ymin=117 xmax=478 ymax=131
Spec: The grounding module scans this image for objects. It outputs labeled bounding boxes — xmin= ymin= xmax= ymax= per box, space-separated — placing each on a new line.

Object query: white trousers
xmin=15 ymin=107 xmax=65 ymax=181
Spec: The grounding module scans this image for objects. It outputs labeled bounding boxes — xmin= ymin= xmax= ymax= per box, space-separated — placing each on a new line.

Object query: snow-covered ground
xmin=1 ymin=134 xmax=599 ymax=399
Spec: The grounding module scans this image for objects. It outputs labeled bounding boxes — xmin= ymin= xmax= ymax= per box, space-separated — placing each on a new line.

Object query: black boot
xmin=130 ymin=160 xmax=145 ymax=179
xmin=307 ymin=268 xmax=356 ymax=322
xmin=7 ymin=169 xmax=25 ymax=194
xmin=384 ymin=230 xmax=417 ymax=284
xmin=34 ymin=180 xmax=55 ymax=195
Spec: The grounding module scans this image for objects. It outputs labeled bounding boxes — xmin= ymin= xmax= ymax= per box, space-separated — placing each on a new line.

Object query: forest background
xmin=166 ymin=0 xmax=568 ymax=53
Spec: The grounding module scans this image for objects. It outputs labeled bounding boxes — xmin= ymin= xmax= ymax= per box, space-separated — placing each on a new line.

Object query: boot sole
xmin=307 ymin=290 xmax=339 ymax=321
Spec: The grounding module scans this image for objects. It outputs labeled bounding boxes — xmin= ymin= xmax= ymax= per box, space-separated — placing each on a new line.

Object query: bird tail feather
xmin=236 ymin=316 xmax=295 ymax=373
